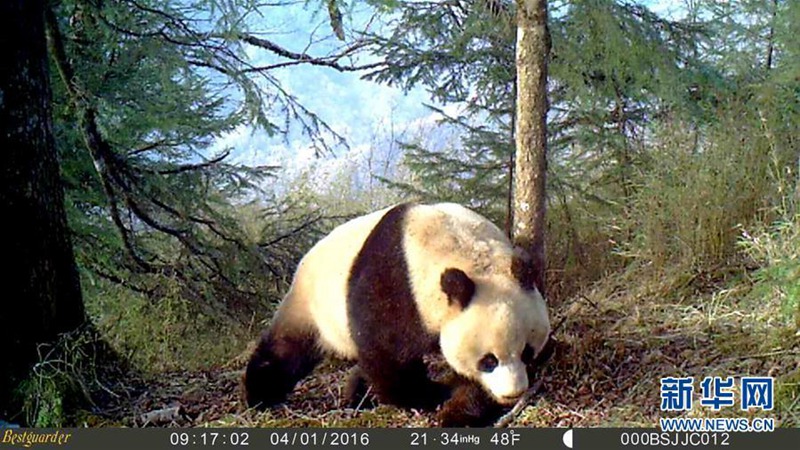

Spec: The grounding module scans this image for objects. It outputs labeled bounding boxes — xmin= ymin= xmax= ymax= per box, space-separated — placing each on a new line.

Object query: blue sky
xmin=216 ymin=1 xmax=681 ymax=184
xmin=214 ymin=2 xmax=441 ymax=180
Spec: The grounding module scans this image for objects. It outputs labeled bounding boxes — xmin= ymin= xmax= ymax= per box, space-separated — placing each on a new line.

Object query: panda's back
xmin=285 ymin=205 xmax=392 ymax=359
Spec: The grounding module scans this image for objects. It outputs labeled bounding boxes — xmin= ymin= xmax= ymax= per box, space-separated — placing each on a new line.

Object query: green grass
xmin=740 ymin=216 xmax=800 ymax=328
xmin=83 ymin=279 xmax=256 ymax=374
xmin=13 ymin=328 xmax=103 ymax=427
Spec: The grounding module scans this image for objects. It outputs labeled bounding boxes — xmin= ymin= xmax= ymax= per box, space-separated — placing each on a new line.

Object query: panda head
xmin=438 ymin=267 xmax=550 ymax=405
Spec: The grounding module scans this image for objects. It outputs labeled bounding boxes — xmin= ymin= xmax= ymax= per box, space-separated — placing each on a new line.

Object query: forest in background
xmin=1 ymin=0 xmax=798 ymax=428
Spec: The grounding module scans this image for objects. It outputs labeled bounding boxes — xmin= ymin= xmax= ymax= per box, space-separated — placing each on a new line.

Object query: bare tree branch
xmin=238 ymin=33 xmax=385 ymax=72
xmin=259 ymin=213 xmax=353 ymax=248
xmin=142 ymin=149 xmax=232 ymax=175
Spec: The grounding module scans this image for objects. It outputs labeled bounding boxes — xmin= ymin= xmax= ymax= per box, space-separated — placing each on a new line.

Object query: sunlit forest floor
xmin=75 ymin=262 xmax=798 ymax=428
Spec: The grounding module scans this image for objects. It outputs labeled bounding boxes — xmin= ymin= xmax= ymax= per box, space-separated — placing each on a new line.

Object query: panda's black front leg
xmin=344 ymin=366 xmax=377 ymax=409
xmin=438 ymin=378 xmax=504 ymax=427
xmin=359 ymin=357 xmax=450 ymax=411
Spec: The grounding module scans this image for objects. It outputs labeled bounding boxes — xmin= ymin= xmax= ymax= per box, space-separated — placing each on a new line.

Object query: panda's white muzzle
xmin=480 ymin=362 xmax=528 ymax=405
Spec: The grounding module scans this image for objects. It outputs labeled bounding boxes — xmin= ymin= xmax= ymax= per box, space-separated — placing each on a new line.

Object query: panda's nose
xmin=481 ymin=362 xmax=528 ymax=404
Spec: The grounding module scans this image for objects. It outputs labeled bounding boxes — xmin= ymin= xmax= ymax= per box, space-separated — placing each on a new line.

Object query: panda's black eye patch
xmin=477 ymin=353 xmax=498 ymax=373
xmin=521 ymin=344 xmax=535 ymax=365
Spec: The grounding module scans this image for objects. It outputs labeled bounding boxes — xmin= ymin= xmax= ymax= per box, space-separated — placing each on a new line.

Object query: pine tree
xmin=45 ymin=0 xmax=383 ymax=318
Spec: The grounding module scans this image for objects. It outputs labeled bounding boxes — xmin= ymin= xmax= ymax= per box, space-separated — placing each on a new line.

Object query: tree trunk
xmin=512 ymin=0 xmax=549 ymax=295
xmin=765 ymin=0 xmax=778 ymax=71
xmin=0 ymin=0 xmax=86 ymax=418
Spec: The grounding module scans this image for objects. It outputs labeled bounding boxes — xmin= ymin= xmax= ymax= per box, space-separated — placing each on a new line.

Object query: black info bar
xmin=0 ymin=428 xmax=797 ymax=450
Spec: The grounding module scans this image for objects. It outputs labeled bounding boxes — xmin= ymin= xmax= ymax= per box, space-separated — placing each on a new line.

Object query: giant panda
xmin=244 ymin=203 xmax=551 ymax=426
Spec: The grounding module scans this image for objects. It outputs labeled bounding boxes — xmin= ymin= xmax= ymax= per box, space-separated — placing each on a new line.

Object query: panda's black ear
xmin=511 ymin=245 xmax=542 ymax=293
xmin=440 ymin=268 xmax=475 ymax=309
